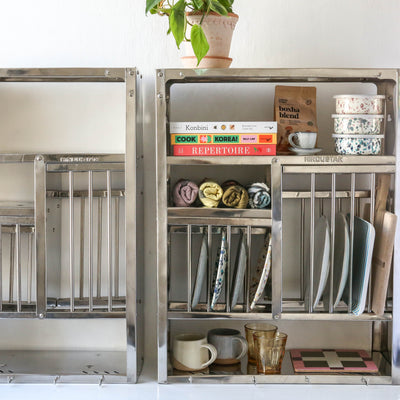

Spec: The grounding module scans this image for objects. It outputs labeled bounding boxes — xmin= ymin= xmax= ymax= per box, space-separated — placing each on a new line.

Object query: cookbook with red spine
xmin=171 ymin=133 xmax=277 ymax=145
xmin=172 ymin=144 xmax=276 ymax=156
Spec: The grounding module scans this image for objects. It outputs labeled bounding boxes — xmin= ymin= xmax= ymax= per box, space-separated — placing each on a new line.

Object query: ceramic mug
xmin=288 ymin=131 xmax=317 ymax=149
xmin=173 ymin=333 xmax=217 ymax=371
xmin=207 ymin=328 xmax=248 ymax=365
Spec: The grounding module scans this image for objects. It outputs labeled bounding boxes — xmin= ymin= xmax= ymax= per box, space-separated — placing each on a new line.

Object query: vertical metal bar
xmin=367 ymin=173 xmax=376 ymax=312
xmin=207 ymin=224 xmax=212 ymax=312
xmin=348 ymin=173 xmax=356 ymax=314
xmin=97 ymin=197 xmax=102 ymax=298
xmin=79 ymin=197 xmax=85 ymax=299
xmin=69 ymin=171 xmax=75 ymax=312
xmin=34 ymin=155 xmax=47 ymax=317
xmin=226 ymin=225 xmax=231 ymax=312
xmin=329 ymin=174 xmax=336 ymax=313
xmin=271 ymin=159 xmax=282 ymax=318
xmin=356 ymin=198 xmax=361 ymax=217
xmin=27 ymin=232 xmax=32 ymax=304
xmin=114 ymin=197 xmax=120 ymax=298
xmin=126 ymin=68 xmax=141 ymax=382
xmin=309 ymin=173 xmax=316 ymax=313
xmin=156 ymin=69 xmax=168 ymax=383
xmin=389 ymin=73 xmax=399 ymax=384
xmin=9 ymin=233 xmax=14 ymax=303
xmin=0 ymin=225 xmax=2 ymax=311
xmin=319 ymin=198 xmax=324 ymax=218
xmin=107 ymin=170 xmax=113 ymax=312
xmin=300 ymin=199 xmax=305 ymax=299
xmin=245 ymin=225 xmax=252 ymax=313
xmin=88 ymin=171 xmax=94 ymax=312
xmin=187 ymin=225 xmax=192 ymax=312
xmin=16 ymin=224 xmax=21 ymax=312
xmin=167 ymin=229 xmax=171 ymax=307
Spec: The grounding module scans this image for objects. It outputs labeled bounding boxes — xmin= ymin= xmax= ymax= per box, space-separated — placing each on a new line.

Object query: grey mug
xmin=207 ymin=328 xmax=248 ymax=365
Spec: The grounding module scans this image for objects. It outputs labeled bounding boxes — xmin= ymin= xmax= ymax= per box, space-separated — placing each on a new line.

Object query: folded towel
xmin=173 ymin=179 xmax=199 ymax=207
xmin=198 ymin=180 xmax=223 ymax=208
xmin=221 ymin=180 xmax=249 ymax=209
xmin=248 ymin=182 xmax=271 ymax=209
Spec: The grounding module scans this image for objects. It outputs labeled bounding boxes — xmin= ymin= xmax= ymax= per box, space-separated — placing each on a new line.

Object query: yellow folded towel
xmin=199 ymin=180 xmax=223 ymax=208
xmin=222 ymin=180 xmax=249 ymax=209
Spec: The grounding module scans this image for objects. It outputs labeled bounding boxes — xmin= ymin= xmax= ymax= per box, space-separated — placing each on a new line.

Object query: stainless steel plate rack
xmin=0 ymin=69 xmax=143 ymax=383
xmin=156 ymin=68 xmax=399 ymax=384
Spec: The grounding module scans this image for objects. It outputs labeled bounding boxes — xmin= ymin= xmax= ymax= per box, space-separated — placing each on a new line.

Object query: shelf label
xmin=304 ymin=156 xmax=344 ymax=163
xmin=59 ymin=156 xmax=100 ymax=163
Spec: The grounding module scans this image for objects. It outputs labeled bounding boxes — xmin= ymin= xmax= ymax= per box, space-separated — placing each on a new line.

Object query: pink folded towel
xmin=173 ymin=179 xmax=199 ymax=207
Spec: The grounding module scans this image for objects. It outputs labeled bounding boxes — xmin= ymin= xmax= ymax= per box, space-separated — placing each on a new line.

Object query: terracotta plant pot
xmin=182 ymin=12 xmax=239 ymax=68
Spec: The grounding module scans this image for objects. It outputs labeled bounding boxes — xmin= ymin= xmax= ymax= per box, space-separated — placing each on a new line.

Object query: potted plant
xmin=146 ymin=0 xmax=238 ymax=68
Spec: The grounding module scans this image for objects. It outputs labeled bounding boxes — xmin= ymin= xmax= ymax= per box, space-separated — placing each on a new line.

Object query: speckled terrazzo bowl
xmin=334 ymin=95 xmax=385 ymax=114
xmin=332 ymin=114 xmax=384 ymax=134
xmin=332 ymin=134 xmax=384 ymax=155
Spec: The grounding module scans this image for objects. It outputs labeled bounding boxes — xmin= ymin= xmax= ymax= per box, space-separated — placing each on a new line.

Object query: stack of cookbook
xmin=170 ymin=121 xmax=277 ymax=156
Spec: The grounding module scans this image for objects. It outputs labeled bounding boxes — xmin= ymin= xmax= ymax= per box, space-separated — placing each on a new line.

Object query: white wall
xmin=0 ymin=0 xmax=398 ymax=378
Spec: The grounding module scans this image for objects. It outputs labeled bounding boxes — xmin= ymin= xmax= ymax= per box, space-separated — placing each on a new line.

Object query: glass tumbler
xmin=244 ymin=322 xmax=277 ymax=364
xmin=253 ymin=332 xmax=288 ymax=374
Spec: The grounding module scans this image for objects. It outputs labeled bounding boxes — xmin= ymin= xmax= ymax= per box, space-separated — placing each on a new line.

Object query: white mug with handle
xmin=207 ymin=328 xmax=248 ymax=365
xmin=288 ymin=131 xmax=317 ymax=149
xmin=173 ymin=333 xmax=218 ymax=371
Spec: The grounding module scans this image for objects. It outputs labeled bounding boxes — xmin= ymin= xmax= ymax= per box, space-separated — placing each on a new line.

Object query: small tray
xmin=290 ymin=349 xmax=379 ymax=374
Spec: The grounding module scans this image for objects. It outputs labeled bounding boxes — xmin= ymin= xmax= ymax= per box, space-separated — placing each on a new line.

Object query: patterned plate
xmin=211 ymin=229 xmax=228 ymax=310
xmin=250 ymin=234 xmax=272 ymax=310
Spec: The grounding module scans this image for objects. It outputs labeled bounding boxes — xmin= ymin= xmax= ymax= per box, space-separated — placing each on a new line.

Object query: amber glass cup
xmin=253 ymin=332 xmax=287 ymax=374
xmin=244 ymin=322 xmax=277 ymax=364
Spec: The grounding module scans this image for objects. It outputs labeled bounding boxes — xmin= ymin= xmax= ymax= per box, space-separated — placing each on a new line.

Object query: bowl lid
xmin=332 ymin=134 xmax=384 ymax=138
xmin=333 ymin=94 xmax=385 ymax=99
xmin=331 ymin=114 xmax=384 ymax=119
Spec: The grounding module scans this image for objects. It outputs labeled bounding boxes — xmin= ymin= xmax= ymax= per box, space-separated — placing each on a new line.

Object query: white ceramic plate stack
xmin=332 ymin=95 xmax=385 ymax=155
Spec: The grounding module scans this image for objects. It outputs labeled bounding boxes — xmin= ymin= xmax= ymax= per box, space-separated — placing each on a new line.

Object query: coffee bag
xmin=274 ymin=86 xmax=318 ymax=154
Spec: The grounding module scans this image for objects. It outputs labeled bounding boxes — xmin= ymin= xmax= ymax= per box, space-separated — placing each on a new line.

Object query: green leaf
xmin=170 ymin=0 xmax=186 ymax=48
xmin=208 ymin=0 xmax=228 ymax=15
xmin=146 ymin=0 xmax=160 ymax=14
xmin=191 ymin=24 xmax=209 ymax=65
xmin=192 ymin=0 xmax=205 ymax=10
xmin=218 ymin=0 xmax=233 ymax=12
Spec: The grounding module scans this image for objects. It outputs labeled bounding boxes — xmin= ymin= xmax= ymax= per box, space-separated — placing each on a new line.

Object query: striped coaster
xmin=290 ymin=349 xmax=379 ymax=373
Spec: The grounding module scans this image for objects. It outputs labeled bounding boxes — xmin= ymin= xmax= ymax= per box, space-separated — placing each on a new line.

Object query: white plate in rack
xmin=230 ymin=231 xmax=247 ymax=309
xmin=305 ymin=215 xmax=330 ymax=309
xmin=333 ymin=213 xmax=350 ymax=307
xmin=313 ymin=215 xmax=331 ymax=308
xmin=191 ymin=232 xmax=208 ymax=308
xmin=343 ymin=216 xmax=375 ymax=315
xmin=250 ymin=234 xmax=272 ymax=310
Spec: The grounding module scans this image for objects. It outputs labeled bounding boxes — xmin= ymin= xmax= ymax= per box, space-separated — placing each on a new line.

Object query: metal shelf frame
xmin=156 ymin=68 xmax=399 ymax=384
xmin=0 ymin=68 xmax=143 ymax=383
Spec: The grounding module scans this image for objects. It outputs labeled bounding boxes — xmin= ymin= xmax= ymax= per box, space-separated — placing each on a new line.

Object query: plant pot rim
xmin=186 ymin=11 xmax=239 ymax=19
xmin=181 ymin=55 xmax=233 ymax=61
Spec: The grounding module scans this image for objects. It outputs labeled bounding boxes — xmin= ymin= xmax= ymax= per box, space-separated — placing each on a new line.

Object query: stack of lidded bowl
xmin=332 ymin=95 xmax=385 ymax=155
